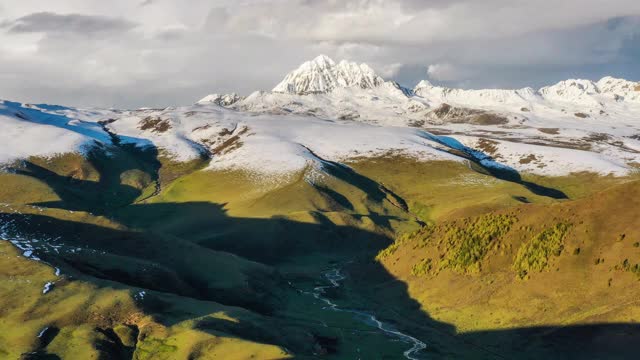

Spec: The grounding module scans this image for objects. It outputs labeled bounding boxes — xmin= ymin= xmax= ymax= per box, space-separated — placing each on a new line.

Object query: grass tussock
xmin=439 ymin=214 xmax=517 ymax=274
xmin=411 ymin=258 xmax=433 ymax=276
xmin=617 ymin=259 xmax=640 ymax=279
xmin=135 ymin=338 xmax=178 ymax=360
xmin=384 ymin=214 xmax=517 ymax=276
xmin=376 ymin=226 xmax=434 ymax=261
xmin=513 ymin=223 xmax=572 ymax=279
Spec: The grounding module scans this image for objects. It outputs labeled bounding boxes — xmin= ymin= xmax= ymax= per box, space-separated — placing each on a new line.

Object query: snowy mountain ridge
xmin=199 ymin=56 xmax=640 ymax=127
xmin=240 ymin=55 xmax=640 ymax=107
xmin=1 ymin=55 xmax=640 ymax=181
xmin=414 ymin=76 xmax=640 ymax=108
xmin=197 ymin=93 xmax=243 ymax=106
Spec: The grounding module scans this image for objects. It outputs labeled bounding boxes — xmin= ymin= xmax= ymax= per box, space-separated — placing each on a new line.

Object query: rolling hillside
xmin=1 ymin=55 xmax=639 ymax=359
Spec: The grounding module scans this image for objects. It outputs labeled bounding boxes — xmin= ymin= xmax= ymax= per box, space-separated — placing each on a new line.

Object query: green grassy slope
xmin=0 ymin=150 xmax=304 ymax=358
xmin=0 ymin=147 xmax=424 ymax=358
xmin=370 ymin=178 xmax=640 ymax=358
xmin=1 ymin=146 xmax=638 ymax=359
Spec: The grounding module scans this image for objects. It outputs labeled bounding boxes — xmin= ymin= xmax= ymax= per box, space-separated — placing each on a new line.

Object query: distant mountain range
xmin=199 ymin=54 xmax=640 ymax=130
xmin=1 ymin=55 xmax=640 ymax=179
xmin=202 ymin=54 xmax=640 ymax=109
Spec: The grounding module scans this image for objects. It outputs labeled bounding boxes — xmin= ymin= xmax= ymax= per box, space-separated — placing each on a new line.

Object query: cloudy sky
xmin=0 ymin=0 xmax=639 ymax=108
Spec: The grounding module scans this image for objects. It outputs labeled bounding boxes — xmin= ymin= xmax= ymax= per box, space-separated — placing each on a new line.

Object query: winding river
xmin=311 ymin=268 xmax=427 ymax=360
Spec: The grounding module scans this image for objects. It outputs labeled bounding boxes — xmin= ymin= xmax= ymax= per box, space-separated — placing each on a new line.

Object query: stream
xmin=311 ymin=268 xmax=427 ymax=360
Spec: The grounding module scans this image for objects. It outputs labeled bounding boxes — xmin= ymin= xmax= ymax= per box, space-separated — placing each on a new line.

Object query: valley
xmin=1 ymin=55 xmax=639 ymax=359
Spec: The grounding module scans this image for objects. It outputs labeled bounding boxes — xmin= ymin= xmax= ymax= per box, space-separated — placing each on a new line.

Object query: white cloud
xmin=377 ymin=63 xmax=403 ymax=78
xmin=0 ymin=0 xmax=638 ymax=107
xmin=427 ymin=63 xmax=466 ymax=82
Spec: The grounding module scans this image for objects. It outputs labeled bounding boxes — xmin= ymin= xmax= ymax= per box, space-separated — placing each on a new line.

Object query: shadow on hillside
xmin=477 ymin=162 xmax=569 ymax=200
xmin=459 ymin=322 xmax=640 ymax=359
xmin=1 ymin=205 xmax=416 ymax=357
xmin=2 ymin=101 xmax=150 ymax=147
xmin=420 ymin=131 xmax=569 ymax=200
xmin=345 ymin=259 xmax=640 ymax=359
xmin=4 ymin=209 xmax=639 ymax=359
xmin=4 ymin=143 xmax=637 ymax=359
xmin=10 ymin=145 xmax=160 ymax=213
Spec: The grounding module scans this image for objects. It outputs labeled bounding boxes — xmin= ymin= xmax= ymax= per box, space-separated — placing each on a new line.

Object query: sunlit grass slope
xmin=372 ymin=177 xmax=640 ymax=357
xmin=1 ymin=148 xmax=637 ymax=359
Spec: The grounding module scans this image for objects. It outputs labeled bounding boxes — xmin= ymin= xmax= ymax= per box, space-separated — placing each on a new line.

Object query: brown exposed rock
xmin=431 ymin=103 xmax=507 ymax=125
xmin=471 ymin=113 xmax=509 ymax=125
xmin=585 ymin=133 xmax=611 ymax=142
xmin=139 ymin=116 xmax=171 ymax=133
xmin=519 ymin=154 xmax=537 ymax=164
xmin=434 ymin=103 xmax=452 ymax=117
xmin=211 ymin=126 xmax=250 ymax=155
xmin=538 ymin=128 xmax=560 ymax=135
xmin=476 ymin=138 xmax=500 ymax=156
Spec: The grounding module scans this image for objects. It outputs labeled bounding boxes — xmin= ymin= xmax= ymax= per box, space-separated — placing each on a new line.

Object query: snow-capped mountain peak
xmin=308 ymin=54 xmax=336 ymax=68
xmin=538 ymin=77 xmax=640 ymax=104
xmin=414 ymin=80 xmax=434 ymax=89
xmin=538 ymin=79 xmax=600 ymax=104
xmin=595 ymin=76 xmax=640 ymax=101
xmin=272 ymin=55 xmax=385 ymax=94
xmin=197 ymin=93 xmax=243 ymax=106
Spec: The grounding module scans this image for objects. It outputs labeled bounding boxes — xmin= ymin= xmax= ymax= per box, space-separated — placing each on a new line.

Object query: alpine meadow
xmin=1 ymin=1 xmax=640 ymax=359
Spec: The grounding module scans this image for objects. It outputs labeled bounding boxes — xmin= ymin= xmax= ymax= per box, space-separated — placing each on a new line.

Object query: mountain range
xmin=203 ymin=54 xmax=640 ymax=120
xmin=3 ymin=55 xmax=639 ymax=179
xmin=1 ymin=55 xmax=640 ymax=359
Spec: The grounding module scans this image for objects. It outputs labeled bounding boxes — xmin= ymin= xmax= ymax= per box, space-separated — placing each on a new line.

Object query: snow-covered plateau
xmin=2 ymin=55 xmax=640 ymax=178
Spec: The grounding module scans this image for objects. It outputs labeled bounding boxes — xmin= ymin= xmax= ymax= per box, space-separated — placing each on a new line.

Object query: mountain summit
xmin=272 ymin=55 xmax=385 ymax=94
